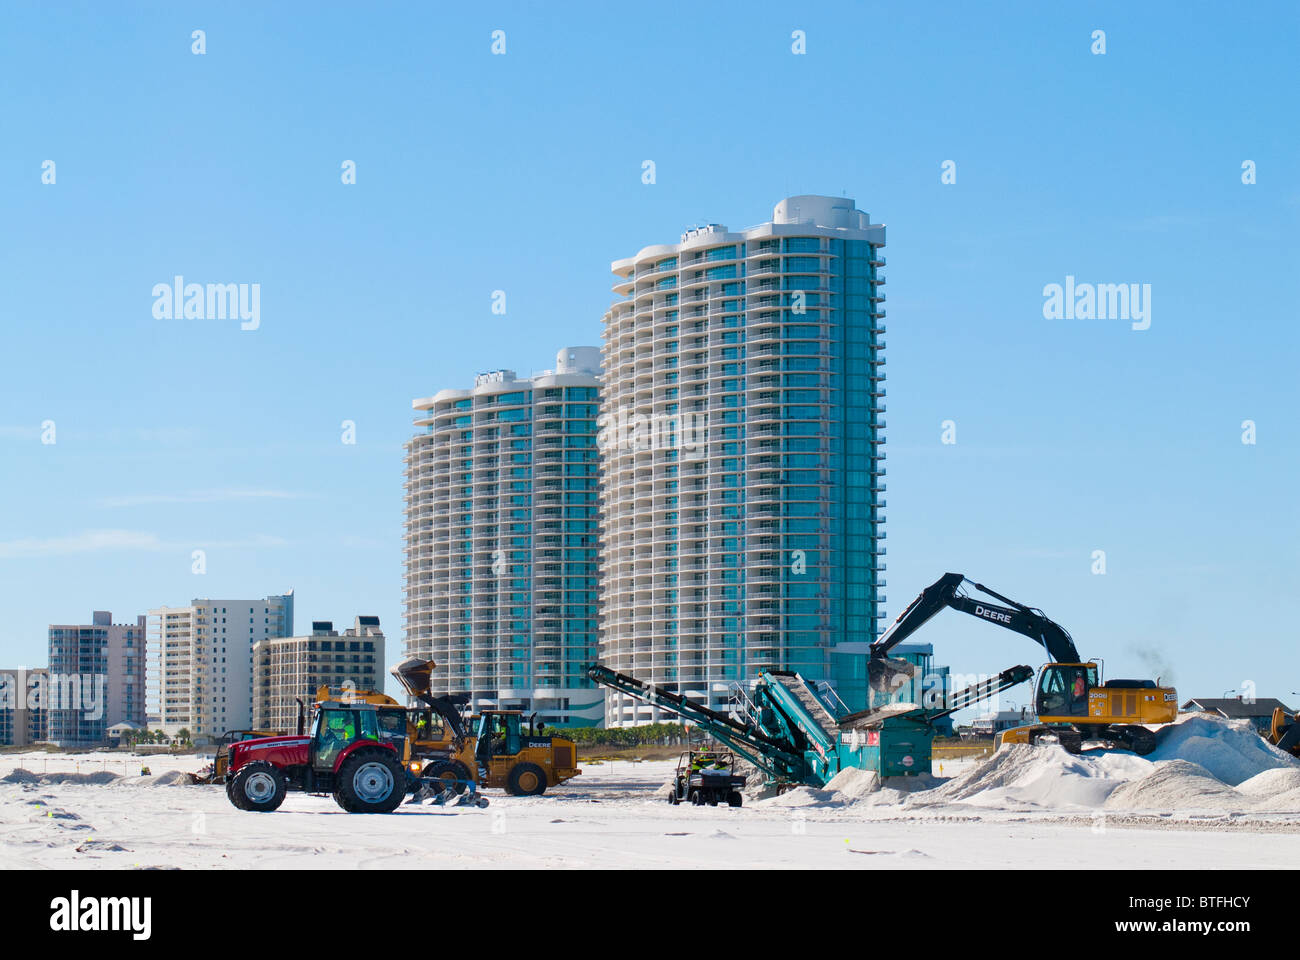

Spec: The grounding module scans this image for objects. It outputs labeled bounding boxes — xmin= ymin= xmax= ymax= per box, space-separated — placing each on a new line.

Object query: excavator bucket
xmin=392 ymin=657 xmax=436 ymax=699
xmin=867 ymin=654 xmax=917 ymax=696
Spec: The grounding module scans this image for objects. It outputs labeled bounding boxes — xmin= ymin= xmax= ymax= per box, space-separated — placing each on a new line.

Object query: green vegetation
xmin=560 ymin=722 xmax=692 ymax=748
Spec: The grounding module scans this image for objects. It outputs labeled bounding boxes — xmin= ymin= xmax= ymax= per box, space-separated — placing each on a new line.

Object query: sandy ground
xmin=2 ymin=715 xmax=1298 ymax=869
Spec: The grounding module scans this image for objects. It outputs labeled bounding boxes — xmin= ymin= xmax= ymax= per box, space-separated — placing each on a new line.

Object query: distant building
xmin=828 ymin=641 xmax=954 ymax=735
xmin=107 ymin=720 xmax=144 ymax=747
xmin=47 ymin=612 xmax=147 ymax=747
xmin=253 ymin=617 xmax=384 ymax=734
xmin=967 ymin=708 xmax=1033 ymax=739
xmin=0 ymin=668 xmax=49 ymax=747
xmin=148 ymin=593 xmax=294 ymax=739
xmin=1182 ymin=697 xmax=1292 ymax=736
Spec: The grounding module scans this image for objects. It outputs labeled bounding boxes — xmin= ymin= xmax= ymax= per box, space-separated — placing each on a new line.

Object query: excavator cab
xmin=1034 ymin=663 xmax=1099 ymax=718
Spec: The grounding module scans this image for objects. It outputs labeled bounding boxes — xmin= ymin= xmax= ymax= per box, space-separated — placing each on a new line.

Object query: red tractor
xmin=226 ymin=698 xmax=414 ymax=813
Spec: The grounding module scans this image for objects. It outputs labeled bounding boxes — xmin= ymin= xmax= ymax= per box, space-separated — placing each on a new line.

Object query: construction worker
xmin=1071 ymin=670 xmax=1087 ymax=713
xmin=319 ymin=713 xmax=353 ymax=765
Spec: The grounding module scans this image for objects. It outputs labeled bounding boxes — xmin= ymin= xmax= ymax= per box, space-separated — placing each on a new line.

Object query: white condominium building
xmin=148 ymin=592 xmax=294 ymax=739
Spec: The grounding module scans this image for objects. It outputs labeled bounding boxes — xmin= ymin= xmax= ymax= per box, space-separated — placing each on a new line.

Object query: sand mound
xmin=1148 ymin=714 xmax=1295 ymax=786
xmin=911 ymin=744 xmax=1153 ymax=810
xmin=823 ymin=767 xmax=880 ymax=798
xmin=137 ymin=771 xmax=195 ymax=787
xmin=756 ymin=785 xmax=843 ymax=808
xmin=2 ymin=769 xmax=120 ymax=786
xmin=1103 ymin=759 xmax=1243 ymax=811
xmin=1235 ymin=767 xmax=1300 ymax=798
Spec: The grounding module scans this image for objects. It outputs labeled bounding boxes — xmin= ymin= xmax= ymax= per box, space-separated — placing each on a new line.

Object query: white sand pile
xmin=135 ymin=771 xmax=196 ymax=787
xmin=823 ymin=767 xmax=880 ymax=797
xmin=916 ymin=745 xmax=1151 ymax=810
xmin=2 ymin=769 xmax=121 ymax=786
xmin=1103 ymin=760 xmax=1243 ymax=811
xmin=1147 ymin=714 xmax=1294 ymax=786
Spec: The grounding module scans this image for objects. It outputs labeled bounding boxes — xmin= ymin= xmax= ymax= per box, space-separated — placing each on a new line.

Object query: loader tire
xmin=423 ymin=759 xmax=470 ymax=795
xmin=228 ymin=761 xmax=286 ymax=812
xmin=506 ymin=762 xmax=547 ymax=797
xmin=334 ymin=750 xmax=405 ymax=813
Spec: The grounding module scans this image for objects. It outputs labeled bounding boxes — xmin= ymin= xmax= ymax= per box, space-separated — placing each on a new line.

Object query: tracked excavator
xmin=869 ymin=573 xmax=1178 ymax=755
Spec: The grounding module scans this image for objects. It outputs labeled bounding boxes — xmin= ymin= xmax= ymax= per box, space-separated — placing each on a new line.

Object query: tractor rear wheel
xmin=506 ymin=761 xmax=547 ymax=797
xmin=228 ymin=761 xmax=286 ymax=812
xmin=423 ymin=759 xmax=470 ymax=795
xmin=335 ymin=751 xmax=405 ymax=813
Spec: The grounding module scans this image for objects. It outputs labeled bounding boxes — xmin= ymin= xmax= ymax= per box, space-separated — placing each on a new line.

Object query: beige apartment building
xmin=253 ymin=617 xmax=384 ymax=734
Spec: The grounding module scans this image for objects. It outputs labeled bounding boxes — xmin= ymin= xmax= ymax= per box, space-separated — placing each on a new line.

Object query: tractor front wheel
xmin=335 ymin=751 xmax=406 ymax=813
xmin=506 ymin=762 xmax=548 ymax=796
xmin=228 ymin=761 xmax=287 ymax=812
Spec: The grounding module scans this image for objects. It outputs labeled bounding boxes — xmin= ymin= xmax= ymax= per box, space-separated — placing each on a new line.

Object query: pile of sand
xmin=1146 ymin=715 xmax=1293 ymax=786
xmin=2 ymin=769 xmax=121 ymax=786
xmin=810 ymin=713 xmax=1300 ymax=815
xmin=823 ymin=767 xmax=880 ymax=798
xmin=917 ymin=745 xmax=1149 ymax=809
xmin=134 ymin=771 xmax=195 ymax=787
xmin=1103 ymin=759 xmax=1244 ymax=811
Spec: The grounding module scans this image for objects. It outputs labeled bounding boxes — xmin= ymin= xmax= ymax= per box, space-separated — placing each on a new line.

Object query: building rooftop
xmin=1183 ymin=697 xmax=1292 ymax=718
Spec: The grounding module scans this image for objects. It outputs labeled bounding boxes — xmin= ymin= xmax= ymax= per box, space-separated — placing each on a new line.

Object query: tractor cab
xmin=310 ymin=702 xmax=406 ymax=771
xmin=1034 ymin=662 xmax=1099 ymax=719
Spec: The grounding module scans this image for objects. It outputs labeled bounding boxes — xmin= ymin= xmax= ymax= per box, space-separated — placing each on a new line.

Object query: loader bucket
xmin=392 ymin=657 xmax=437 ymax=699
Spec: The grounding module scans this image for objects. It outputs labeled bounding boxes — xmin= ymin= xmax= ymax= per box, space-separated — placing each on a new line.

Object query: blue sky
xmin=1 ymin=1 xmax=1297 ymax=707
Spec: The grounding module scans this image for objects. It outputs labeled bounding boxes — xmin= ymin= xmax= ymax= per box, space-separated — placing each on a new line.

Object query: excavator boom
xmin=869 ymin=572 xmax=1079 ymax=691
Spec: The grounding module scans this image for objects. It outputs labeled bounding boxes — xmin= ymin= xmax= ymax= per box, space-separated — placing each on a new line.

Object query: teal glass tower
xmin=600 ymin=197 xmax=886 ymax=724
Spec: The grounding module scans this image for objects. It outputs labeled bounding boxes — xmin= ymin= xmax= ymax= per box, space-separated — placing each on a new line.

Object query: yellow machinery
xmin=996 ymin=662 xmax=1178 ymax=754
xmin=319 ymin=658 xmax=581 ymax=796
xmin=191 ymin=729 xmax=277 ymax=784
xmin=872 ymin=574 xmax=1177 ymax=755
xmin=1268 ymin=706 xmax=1300 ymax=756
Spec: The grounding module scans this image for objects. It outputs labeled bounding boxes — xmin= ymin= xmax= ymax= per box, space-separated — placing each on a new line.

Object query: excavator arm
xmin=868 ymin=573 xmax=1081 ymax=691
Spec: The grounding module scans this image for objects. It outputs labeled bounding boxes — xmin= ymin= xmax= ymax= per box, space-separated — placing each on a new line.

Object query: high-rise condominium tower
xmin=599 ymin=196 xmax=886 ymax=725
xmin=404 ymin=347 xmax=603 ymax=727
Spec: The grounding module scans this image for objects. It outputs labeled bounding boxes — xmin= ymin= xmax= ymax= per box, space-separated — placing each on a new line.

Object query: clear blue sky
xmin=1 ymin=1 xmax=1297 ymax=706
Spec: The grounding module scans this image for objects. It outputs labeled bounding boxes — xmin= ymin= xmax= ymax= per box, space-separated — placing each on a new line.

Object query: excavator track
xmin=1111 ymin=724 xmax=1157 ymax=756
